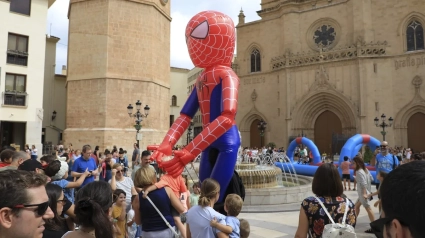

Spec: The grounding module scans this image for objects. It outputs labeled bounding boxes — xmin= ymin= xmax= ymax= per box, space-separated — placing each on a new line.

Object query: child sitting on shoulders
xmin=142 ymin=173 xmax=188 ymax=238
xmin=210 ymin=194 xmax=243 ymax=238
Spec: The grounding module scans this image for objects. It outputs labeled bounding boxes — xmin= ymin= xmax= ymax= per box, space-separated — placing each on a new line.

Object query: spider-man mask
xmin=186 ymin=11 xmax=235 ymax=68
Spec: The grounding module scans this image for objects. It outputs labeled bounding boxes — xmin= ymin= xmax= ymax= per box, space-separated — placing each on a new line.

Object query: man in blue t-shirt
xmin=72 ymin=145 xmax=98 ymax=187
xmin=375 ymin=141 xmax=399 ymax=186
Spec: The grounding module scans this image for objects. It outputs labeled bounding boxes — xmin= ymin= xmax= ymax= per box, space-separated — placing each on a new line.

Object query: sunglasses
xmin=116 ymin=170 xmax=122 ymax=174
xmin=13 ymin=201 xmax=50 ymax=217
xmin=380 ymin=145 xmax=387 ymax=148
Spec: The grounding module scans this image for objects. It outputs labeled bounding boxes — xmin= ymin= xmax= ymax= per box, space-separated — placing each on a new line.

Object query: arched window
xmin=250 ymin=48 xmax=261 ymax=72
xmin=407 ymin=20 xmax=424 ymax=51
xmin=171 ymin=95 xmax=177 ymax=106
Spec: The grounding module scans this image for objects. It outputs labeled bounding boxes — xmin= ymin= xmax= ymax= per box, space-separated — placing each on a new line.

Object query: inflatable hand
xmin=149 ymin=143 xmax=172 ymax=164
xmin=161 ymin=149 xmax=195 ymax=177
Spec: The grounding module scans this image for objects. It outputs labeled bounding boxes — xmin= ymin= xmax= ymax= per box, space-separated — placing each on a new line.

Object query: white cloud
xmin=47 ymin=0 xmax=261 ymax=72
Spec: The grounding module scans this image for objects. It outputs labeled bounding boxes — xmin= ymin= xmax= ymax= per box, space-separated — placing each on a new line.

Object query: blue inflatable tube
xmin=286 ymin=137 xmax=321 ymax=164
xmin=352 ymin=144 xmax=363 ymax=158
xmin=275 ymin=162 xmax=378 ymax=182
xmin=339 ymin=134 xmax=379 ymax=164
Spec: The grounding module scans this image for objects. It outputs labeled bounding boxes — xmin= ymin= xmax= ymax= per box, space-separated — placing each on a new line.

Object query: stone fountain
xmin=235 ymin=152 xmax=313 ymax=210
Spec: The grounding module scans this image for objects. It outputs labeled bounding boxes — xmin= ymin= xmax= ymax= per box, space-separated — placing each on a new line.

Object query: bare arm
xmin=295 ymin=206 xmax=309 ymax=238
xmin=165 ymin=187 xmax=185 ymax=214
xmin=211 ymin=218 xmax=232 ymax=234
xmin=217 ymin=232 xmax=229 ymax=238
xmin=110 ymin=169 xmax=117 ymax=190
xmin=142 ymin=184 xmax=159 ymax=198
xmin=66 ymin=169 xmax=90 ymax=188
xmin=186 ymin=223 xmax=192 ymax=238
xmin=133 ymin=195 xmax=142 ymax=225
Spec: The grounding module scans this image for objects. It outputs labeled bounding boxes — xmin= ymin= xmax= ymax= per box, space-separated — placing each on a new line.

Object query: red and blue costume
xmin=151 ymin=11 xmax=240 ymax=201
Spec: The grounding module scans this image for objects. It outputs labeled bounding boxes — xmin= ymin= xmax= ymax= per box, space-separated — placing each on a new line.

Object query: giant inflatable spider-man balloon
xmin=150 ymin=11 xmax=240 ymax=201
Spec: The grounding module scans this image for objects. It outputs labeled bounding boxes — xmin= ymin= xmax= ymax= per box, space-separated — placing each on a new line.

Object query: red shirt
xmin=0 ymin=162 xmax=10 ymax=168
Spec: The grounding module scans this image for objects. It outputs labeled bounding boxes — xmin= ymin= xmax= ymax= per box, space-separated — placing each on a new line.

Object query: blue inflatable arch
xmin=286 ymin=137 xmax=321 ymax=164
xmin=339 ymin=134 xmax=380 ymax=164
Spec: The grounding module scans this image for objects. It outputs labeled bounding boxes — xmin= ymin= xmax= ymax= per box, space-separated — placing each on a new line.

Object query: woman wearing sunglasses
xmin=43 ymin=184 xmax=70 ymax=238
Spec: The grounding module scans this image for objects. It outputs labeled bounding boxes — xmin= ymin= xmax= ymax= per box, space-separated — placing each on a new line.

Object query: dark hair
xmin=95 ymin=146 xmax=99 ymax=151
xmin=44 ymin=160 xmax=61 ymax=177
xmin=141 ymin=150 xmax=151 ymax=157
xmin=40 ymin=155 xmax=56 ymax=165
xmin=352 ymin=156 xmax=367 ymax=172
xmin=104 ymin=149 xmax=111 ymax=155
xmin=380 ymin=161 xmax=425 ymax=237
xmin=312 ymin=163 xmax=343 ymax=197
xmin=0 ymin=146 xmax=15 ymax=153
xmin=343 ymin=156 xmax=349 ymax=161
xmin=0 ymin=149 xmax=15 ymax=162
xmin=44 ymin=184 xmax=67 ymax=231
xmin=74 ymin=181 xmax=113 ymax=238
xmin=412 ymin=153 xmax=422 ymax=161
xmin=0 ymin=170 xmax=47 ymax=215
xmin=113 ymin=189 xmax=126 ymax=203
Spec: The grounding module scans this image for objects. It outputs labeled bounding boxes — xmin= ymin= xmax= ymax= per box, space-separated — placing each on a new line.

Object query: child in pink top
xmin=340 ymin=156 xmax=351 ymax=190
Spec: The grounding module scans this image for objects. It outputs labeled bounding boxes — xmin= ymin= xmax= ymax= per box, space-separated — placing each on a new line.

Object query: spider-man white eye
xmin=190 ymin=20 xmax=209 ymax=39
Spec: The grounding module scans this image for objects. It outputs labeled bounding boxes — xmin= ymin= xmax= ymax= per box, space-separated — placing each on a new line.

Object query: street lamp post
xmin=374 ymin=113 xmax=393 ymax=141
xmin=257 ymin=119 xmax=267 ymax=147
xmin=127 ymin=100 xmax=150 ymax=148
xmin=187 ymin=121 xmax=194 ymax=145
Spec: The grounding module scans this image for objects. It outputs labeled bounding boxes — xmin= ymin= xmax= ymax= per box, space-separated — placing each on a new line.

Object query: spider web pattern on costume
xmin=186 ymin=11 xmax=235 ymax=68
xmin=163 ymin=114 xmax=191 ymax=146
xmin=197 ymin=65 xmax=239 ymax=128
xmin=186 ymin=65 xmax=239 ymax=156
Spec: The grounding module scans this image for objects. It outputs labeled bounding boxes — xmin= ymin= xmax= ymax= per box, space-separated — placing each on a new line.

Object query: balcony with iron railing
xmin=6 ymin=50 xmax=28 ymax=66
xmin=2 ymin=91 xmax=28 ymax=106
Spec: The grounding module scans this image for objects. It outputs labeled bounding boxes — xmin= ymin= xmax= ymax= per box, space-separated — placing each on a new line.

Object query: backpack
xmin=313 ymin=196 xmax=356 ymax=238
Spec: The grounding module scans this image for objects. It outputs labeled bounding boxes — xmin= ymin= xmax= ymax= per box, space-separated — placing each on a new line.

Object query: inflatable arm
xmin=154 ymin=89 xmax=199 ymax=157
xmin=286 ymin=137 xmax=321 ymax=164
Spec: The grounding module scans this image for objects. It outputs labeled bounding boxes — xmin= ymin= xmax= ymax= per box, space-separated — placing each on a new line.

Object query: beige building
xmin=187 ymin=67 xmax=203 ymax=139
xmin=234 ymin=0 xmax=425 ymax=153
xmin=42 ymin=35 xmax=67 ymax=149
xmin=0 ymin=0 xmax=56 ymax=151
xmin=64 ymin=0 xmax=171 ymax=153
xmin=170 ymin=67 xmax=190 ymax=146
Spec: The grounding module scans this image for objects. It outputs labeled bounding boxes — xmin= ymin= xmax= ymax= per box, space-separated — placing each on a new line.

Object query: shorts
xmin=342 ymin=174 xmax=350 ymax=180
xmin=357 ymin=196 xmax=370 ymax=209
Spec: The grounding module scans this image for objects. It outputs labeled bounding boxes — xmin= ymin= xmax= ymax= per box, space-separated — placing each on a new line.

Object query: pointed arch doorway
xmin=314 ymin=110 xmax=342 ymax=155
xmin=250 ymin=119 xmax=261 ymax=148
xmin=408 ymin=112 xmax=425 ymax=152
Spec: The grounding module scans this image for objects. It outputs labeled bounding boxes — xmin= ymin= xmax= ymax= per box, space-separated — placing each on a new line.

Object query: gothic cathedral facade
xmin=234 ymin=0 xmax=425 ymax=153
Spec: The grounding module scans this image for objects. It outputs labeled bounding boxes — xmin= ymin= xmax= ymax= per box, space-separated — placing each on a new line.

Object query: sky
xmin=46 ymin=0 xmax=262 ymax=73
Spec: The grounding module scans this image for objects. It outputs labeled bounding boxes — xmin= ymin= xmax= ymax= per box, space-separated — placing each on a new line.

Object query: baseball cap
xmin=18 ymin=159 xmax=43 ymax=172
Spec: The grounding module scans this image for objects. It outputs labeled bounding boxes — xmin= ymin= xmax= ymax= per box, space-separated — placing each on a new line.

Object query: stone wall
xmin=65 ymin=0 xmax=172 ymax=153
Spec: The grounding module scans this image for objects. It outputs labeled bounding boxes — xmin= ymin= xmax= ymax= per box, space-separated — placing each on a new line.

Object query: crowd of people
xmin=0 ymin=143 xmax=251 ymax=238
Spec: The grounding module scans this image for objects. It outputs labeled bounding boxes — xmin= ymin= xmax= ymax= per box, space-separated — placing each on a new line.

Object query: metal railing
xmin=3 ymin=92 xmax=27 ymax=106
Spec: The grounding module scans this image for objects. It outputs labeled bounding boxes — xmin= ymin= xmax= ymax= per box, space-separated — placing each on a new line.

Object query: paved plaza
xmin=183 ymin=162 xmax=378 ymax=238
xmin=239 ymin=188 xmax=378 ymax=238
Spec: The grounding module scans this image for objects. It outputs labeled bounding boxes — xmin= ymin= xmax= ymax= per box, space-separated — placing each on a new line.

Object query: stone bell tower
xmin=64 ymin=0 xmax=171 ymax=151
